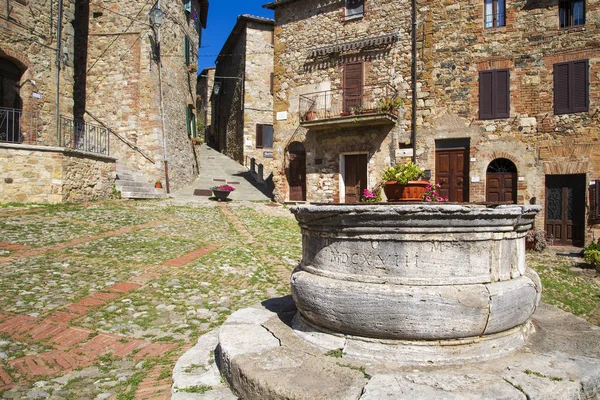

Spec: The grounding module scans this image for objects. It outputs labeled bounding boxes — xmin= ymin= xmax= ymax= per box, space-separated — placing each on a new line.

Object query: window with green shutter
xmin=184 ymin=36 xmax=190 ymax=66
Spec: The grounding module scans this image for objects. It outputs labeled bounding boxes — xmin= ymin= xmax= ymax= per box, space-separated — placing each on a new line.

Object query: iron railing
xmin=60 ymin=116 xmax=110 ymax=156
xmin=299 ymin=84 xmax=399 ymax=122
xmin=0 ymin=107 xmax=44 ymax=144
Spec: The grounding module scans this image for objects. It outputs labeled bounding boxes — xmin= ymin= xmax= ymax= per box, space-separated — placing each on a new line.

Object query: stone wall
xmin=270 ymin=0 xmax=600 ymax=243
xmin=269 ymin=0 xmax=412 ymax=203
xmin=242 ymin=21 xmax=275 ymax=180
xmin=213 ymin=24 xmax=246 ymax=163
xmin=85 ymin=0 xmax=203 ymax=191
xmin=0 ymin=0 xmax=76 ymax=145
xmin=197 ymin=67 xmax=215 ymax=141
xmin=0 ymin=143 xmax=116 ymax=204
xmin=411 ymin=0 xmax=600 ymax=238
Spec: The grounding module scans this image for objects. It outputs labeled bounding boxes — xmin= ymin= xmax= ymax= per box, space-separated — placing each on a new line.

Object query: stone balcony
xmin=299 ymin=84 xmax=400 ymax=130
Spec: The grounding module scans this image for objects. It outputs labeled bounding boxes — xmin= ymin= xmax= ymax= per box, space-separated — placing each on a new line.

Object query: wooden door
xmin=545 ymin=174 xmax=585 ymax=246
xmin=486 ymin=173 xmax=516 ymax=203
xmin=343 ymin=62 xmax=363 ymax=112
xmin=344 ymin=154 xmax=368 ymax=204
xmin=435 ymin=149 xmax=469 ymax=202
xmin=288 ymin=144 xmax=306 ymax=201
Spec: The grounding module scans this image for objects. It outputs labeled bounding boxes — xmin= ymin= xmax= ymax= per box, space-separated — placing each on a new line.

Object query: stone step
xmin=119 ymin=190 xmax=166 ymax=199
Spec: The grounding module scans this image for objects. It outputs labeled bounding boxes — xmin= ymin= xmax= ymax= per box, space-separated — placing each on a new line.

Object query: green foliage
xmin=377 ymin=97 xmax=403 ymax=113
xmin=584 ymin=239 xmax=600 ymax=271
xmin=381 ymin=161 xmax=424 ymax=184
xmin=178 ymin=385 xmax=212 ymax=394
xmin=325 ymin=349 xmax=344 ymax=358
xmin=111 ymin=184 xmax=122 ymax=199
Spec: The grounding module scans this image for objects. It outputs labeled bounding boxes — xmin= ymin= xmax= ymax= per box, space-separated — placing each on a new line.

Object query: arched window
xmin=486 ymin=158 xmax=517 ymax=203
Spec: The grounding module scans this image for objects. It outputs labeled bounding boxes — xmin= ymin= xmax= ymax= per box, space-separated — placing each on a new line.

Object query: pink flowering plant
xmin=211 ymin=184 xmax=236 ymax=192
xmin=422 ymin=183 xmax=448 ymax=202
xmin=361 ymin=184 xmax=382 ymax=203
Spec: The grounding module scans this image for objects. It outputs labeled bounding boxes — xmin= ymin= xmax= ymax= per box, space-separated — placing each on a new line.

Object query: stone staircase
xmin=115 ymin=166 xmax=166 ymax=199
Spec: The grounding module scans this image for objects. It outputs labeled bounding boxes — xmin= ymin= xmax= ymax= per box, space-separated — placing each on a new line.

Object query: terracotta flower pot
xmin=383 ymin=180 xmax=429 ymax=201
xmin=155 ymin=182 xmax=162 ymax=189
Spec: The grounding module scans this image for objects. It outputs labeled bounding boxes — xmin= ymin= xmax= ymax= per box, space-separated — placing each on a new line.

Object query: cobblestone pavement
xmin=0 ymin=199 xmax=300 ymax=399
xmin=0 ymin=200 xmax=598 ymax=399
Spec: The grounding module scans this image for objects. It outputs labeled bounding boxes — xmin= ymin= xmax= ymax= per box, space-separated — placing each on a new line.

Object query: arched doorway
xmin=288 ymin=142 xmax=306 ymax=201
xmin=0 ymin=58 xmax=24 ymax=143
xmin=486 ymin=158 xmax=517 ymax=203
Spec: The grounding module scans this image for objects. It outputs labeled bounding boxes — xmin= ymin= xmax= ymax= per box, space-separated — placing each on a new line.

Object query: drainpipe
xmin=411 ymin=0 xmax=417 ymax=163
xmin=157 ymin=0 xmax=170 ymax=193
xmin=55 ymin=0 xmax=63 ymax=145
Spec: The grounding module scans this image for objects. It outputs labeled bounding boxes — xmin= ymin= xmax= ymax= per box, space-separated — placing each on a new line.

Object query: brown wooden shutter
xmin=343 ymin=62 xmax=363 ymax=112
xmin=572 ymin=59 xmax=589 ymax=112
xmin=479 ymin=71 xmax=494 ymax=119
xmin=495 ymin=69 xmax=510 ymax=118
xmin=270 ymin=73 xmax=274 ymax=95
xmin=554 ymin=62 xmax=570 ymax=114
xmin=596 ymin=181 xmax=600 ymax=222
xmin=256 ymin=124 xmax=264 ymax=149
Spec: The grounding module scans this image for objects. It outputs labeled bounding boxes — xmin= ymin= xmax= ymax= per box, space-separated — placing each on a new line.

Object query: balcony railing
xmin=0 ymin=108 xmax=110 ymax=156
xmin=299 ymin=84 xmax=400 ymax=127
xmin=60 ymin=116 xmax=109 ymax=156
xmin=0 ymin=107 xmax=44 ymax=145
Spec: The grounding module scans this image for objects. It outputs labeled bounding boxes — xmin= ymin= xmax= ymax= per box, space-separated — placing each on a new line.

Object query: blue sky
xmin=198 ymin=1 xmax=274 ymax=72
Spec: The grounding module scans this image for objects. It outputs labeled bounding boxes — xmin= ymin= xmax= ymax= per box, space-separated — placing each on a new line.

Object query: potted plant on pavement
xmin=211 ymin=184 xmax=236 ymax=201
xmin=155 ymin=180 xmax=163 ymax=189
xmin=381 ymin=161 xmax=428 ymax=201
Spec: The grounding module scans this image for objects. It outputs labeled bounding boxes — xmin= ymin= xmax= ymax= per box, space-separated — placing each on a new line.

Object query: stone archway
xmin=486 ymin=158 xmax=517 ymax=204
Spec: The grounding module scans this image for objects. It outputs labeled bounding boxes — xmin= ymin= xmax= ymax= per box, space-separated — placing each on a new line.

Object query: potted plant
xmin=211 ymin=184 xmax=236 ymax=201
xmin=381 ymin=161 xmax=428 ymax=201
xmin=188 ymin=64 xmax=198 ymax=73
xmin=192 ymin=137 xmax=203 ymax=145
xmin=377 ymin=97 xmax=403 ymax=115
xmin=155 ymin=181 xmax=163 ymax=189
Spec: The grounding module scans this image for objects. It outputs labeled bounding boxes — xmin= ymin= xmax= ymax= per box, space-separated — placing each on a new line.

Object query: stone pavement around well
xmin=173 ymin=144 xmax=272 ymax=203
xmin=0 ymin=199 xmax=300 ymax=399
xmin=0 ymin=198 xmax=598 ymax=399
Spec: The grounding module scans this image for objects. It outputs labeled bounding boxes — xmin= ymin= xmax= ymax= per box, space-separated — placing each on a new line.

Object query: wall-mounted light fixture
xmin=212 ymin=82 xmax=221 ymax=96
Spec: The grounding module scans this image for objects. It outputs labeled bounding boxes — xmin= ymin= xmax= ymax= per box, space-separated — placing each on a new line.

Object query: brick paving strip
xmin=0 ymin=221 xmax=163 ymax=264
xmin=0 ymin=243 xmax=223 ymax=392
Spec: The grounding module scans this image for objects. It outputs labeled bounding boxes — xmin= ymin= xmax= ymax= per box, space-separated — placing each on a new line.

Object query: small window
xmin=186 ymin=105 xmax=196 ymax=137
xmin=554 ymin=59 xmax=589 ymax=115
xmin=479 ymin=69 xmax=510 ymax=120
xmin=345 ymin=0 xmax=364 ymax=20
xmin=484 ymin=0 xmax=505 ymax=28
xmin=559 ymin=0 xmax=585 ymax=28
xmin=256 ymin=124 xmax=273 ymax=149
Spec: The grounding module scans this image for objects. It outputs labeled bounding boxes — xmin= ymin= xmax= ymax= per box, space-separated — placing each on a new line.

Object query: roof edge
xmin=263 ymin=0 xmax=301 ymax=10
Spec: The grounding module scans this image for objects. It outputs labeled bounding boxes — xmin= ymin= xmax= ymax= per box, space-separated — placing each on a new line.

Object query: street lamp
xmin=149 ymin=6 xmax=164 ymax=28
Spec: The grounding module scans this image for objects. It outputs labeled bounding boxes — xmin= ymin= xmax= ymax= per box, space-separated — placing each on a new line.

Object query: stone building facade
xmin=0 ymin=0 xmax=118 ymax=203
xmin=266 ymin=0 xmax=600 ymax=246
xmin=211 ymin=15 xmax=275 ymax=182
xmin=197 ymin=67 xmax=215 ymax=142
xmin=85 ymin=0 xmax=209 ymax=192
xmin=265 ymin=0 xmax=412 ymax=204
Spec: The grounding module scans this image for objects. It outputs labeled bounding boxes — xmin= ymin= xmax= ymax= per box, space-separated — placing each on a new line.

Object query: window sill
xmin=559 ymin=25 xmax=586 ymax=32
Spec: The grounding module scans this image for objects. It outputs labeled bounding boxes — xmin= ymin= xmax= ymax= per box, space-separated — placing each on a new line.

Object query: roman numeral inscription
xmin=312 ymin=240 xmax=489 ymax=282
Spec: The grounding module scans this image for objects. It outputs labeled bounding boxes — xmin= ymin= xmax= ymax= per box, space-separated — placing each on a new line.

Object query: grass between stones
xmin=0 ymin=200 xmax=597 ymax=399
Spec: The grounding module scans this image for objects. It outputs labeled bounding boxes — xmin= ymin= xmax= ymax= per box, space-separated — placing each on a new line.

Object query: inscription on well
xmin=313 ymin=240 xmax=486 ymax=280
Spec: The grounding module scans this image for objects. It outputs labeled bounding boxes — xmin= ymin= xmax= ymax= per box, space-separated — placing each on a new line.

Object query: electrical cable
xmin=86 ymin=0 xmax=152 ymax=75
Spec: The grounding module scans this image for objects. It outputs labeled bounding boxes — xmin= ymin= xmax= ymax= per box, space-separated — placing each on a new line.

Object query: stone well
xmin=290 ymin=204 xmax=542 ymax=364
